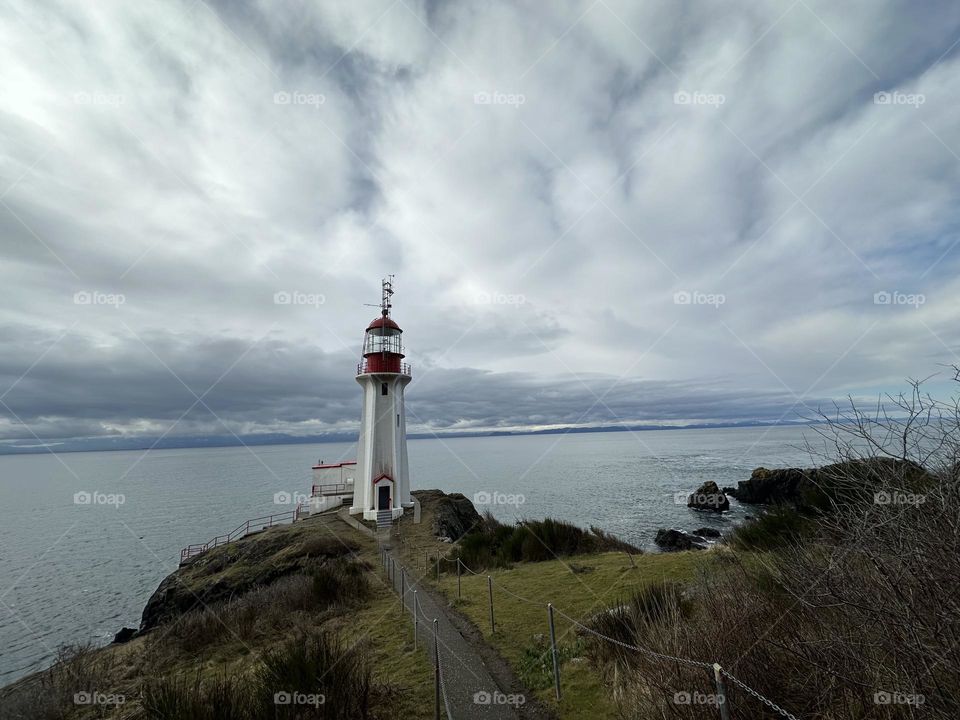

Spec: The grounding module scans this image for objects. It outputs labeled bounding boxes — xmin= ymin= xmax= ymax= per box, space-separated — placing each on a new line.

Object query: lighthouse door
xmin=377 ymin=484 xmax=391 ymax=511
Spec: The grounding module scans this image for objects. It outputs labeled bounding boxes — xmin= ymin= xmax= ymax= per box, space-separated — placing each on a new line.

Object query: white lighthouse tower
xmin=349 ymin=277 xmax=414 ymax=523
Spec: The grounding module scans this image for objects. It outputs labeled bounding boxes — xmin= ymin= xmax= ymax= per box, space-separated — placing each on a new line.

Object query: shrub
xmin=310 ymin=558 xmax=371 ymax=607
xmin=727 ymin=505 xmax=811 ymax=551
xmin=143 ymin=631 xmax=374 ymax=720
xmin=142 ymin=672 xmax=252 ymax=720
xmin=455 ymin=514 xmax=641 ymax=569
xmin=256 ymin=630 xmax=373 ymax=719
xmin=584 ymin=581 xmax=686 ymax=670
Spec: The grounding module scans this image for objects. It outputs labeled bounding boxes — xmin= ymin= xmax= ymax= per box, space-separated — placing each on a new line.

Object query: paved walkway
xmin=382 ymin=551 xmax=519 ymax=720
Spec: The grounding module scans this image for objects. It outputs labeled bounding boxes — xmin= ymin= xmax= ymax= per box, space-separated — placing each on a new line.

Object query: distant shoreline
xmin=0 ymin=420 xmax=817 ymax=456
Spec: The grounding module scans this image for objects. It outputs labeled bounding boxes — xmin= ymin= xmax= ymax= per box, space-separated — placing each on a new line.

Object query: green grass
xmin=348 ymin=591 xmax=436 ymax=720
xmin=433 ymin=550 xmax=704 ymax=719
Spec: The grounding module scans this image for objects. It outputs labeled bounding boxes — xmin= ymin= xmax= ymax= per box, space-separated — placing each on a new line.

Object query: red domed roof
xmin=367 ymin=315 xmax=401 ymax=332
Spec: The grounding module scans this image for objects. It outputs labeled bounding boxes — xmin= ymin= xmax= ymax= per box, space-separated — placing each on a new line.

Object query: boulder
xmin=692 ymin=527 xmax=721 ymax=539
xmin=414 ymin=489 xmax=483 ymax=541
xmin=655 ymin=529 xmax=706 ymax=552
xmin=687 ymin=481 xmax=730 ymax=512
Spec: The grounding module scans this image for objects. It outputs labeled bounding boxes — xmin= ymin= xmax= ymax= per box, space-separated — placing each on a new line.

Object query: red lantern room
xmin=358 ymin=277 xmax=411 ymax=376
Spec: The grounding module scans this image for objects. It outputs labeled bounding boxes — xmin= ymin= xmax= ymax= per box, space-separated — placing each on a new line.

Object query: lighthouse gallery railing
xmin=356 ymin=360 xmax=412 ymax=375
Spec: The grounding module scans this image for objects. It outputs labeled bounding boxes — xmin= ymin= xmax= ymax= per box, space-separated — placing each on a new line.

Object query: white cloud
xmin=1 ymin=0 xmax=960 ymax=445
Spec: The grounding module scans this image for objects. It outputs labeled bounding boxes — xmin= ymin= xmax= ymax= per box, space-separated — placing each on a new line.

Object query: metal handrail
xmin=311 ymin=482 xmax=352 ymax=496
xmin=179 ymin=503 xmax=306 ymax=563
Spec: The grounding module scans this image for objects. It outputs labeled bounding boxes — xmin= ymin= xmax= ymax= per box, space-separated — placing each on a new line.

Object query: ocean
xmin=0 ymin=425 xmax=820 ymax=684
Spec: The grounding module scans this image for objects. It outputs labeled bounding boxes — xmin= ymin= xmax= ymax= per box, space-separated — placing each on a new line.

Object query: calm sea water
xmin=0 ymin=425 xmax=819 ymax=684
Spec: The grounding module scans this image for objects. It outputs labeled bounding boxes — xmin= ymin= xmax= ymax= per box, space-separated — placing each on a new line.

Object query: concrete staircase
xmin=376 ymin=508 xmax=392 ymax=530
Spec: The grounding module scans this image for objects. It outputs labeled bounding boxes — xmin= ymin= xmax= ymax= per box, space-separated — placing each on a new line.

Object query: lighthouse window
xmin=396 ymin=413 xmax=400 ymax=427
xmin=381 ymin=382 xmax=388 ymax=396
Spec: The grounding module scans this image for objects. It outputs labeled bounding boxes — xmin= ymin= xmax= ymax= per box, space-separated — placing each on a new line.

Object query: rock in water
xmin=727 ymin=458 xmax=930 ymax=507
xmin=692 ymin=527 xmax=721 ymax=538
xmin=655 ymin=529 xmax=706 ymax=551
xmin=687 ymin=481 xmax=730 ymax=512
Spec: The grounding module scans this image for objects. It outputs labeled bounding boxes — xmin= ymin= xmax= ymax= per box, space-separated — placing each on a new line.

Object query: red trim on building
xmin=372 ymin=472 xmax=393 ymax=484
xmin=311 ymin=461 xmax=358 ymax=470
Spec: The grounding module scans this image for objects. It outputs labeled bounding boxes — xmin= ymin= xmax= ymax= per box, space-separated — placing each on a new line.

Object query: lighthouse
xmin=349 ymin=277 xmax=413 ymax=522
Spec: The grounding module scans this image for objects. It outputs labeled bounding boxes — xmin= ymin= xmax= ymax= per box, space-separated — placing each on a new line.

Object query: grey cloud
xmin=1 ymin=0 xmax=960 ymax=449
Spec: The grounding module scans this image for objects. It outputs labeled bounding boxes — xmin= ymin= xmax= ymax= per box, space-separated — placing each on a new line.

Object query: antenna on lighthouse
xmin=380 ymin=275 xmax=394 ymax=317
xmin=363 ymin=275 xmax=396 ymax=317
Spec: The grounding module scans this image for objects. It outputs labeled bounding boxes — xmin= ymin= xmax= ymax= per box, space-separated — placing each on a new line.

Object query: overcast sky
xmin=2 ymin=0 xmax=960 ymax=448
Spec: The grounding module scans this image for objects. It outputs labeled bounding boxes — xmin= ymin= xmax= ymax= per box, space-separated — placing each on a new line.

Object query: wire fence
xmin=380 ymin=545 xmax=801 ymax=720
xmin=382 ymin=548 xmax=453 ymax=720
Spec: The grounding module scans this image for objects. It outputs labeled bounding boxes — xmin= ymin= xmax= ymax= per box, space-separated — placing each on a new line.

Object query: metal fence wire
xmin=381 ymin=549 xmax=801 ymax=720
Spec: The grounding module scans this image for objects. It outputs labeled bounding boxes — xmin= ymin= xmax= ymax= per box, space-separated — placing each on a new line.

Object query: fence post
xmin=413 ymin=590 xmax=419 ymax=651
xmin=713 ymin=664 xmax=731 ymax=720
xmin=436 ymin=549 xmax=440 ymax=582
xmin=433 ymin=618 xmax=441 ymax=720
xmin=400 ymin=567 xmax=405 ymax=609
xmin=487 ymin=576 xmax=495 ymax=634
xmin=548 ymin=603 xmax=561 ymax=700
xmin=457 ymin=558 xmax=461 ymax=599
xmin=424 ymin=549 xmax=427 ymax=571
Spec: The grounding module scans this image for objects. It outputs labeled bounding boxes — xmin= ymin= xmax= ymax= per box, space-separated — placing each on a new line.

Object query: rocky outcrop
xmin=727 ymin=458 xmax=929 ymax=508
xmin=415 ymin=489 xmax=483 ymax=541
xmin=655 ymin=529 xmax=706 ymax=552
xmin=687 ymin=481 xmax=730 ymax=512
xmin=112 ymin=627 xmax=137 ymax=644
xmin=140 ymin=520 xmax=358 ymax=631
xmin=727 ymin=467 xmax=812 ymax=505
xmin=692 ymin=527 xmax=721 ymax=539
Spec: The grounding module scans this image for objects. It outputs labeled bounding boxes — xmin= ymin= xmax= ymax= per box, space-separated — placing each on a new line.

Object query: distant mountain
xmin=0 ymin=420 xmax=815 ymax=456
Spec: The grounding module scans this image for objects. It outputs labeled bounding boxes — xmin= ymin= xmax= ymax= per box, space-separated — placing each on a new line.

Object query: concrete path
xmin=382 ymin=550 xmax=519 ymax=720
